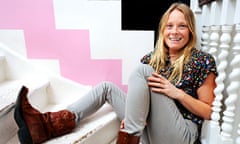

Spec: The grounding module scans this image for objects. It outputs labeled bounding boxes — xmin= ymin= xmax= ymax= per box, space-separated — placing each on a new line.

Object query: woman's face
xmin=163 ymin=9 xmax=190 ymax=54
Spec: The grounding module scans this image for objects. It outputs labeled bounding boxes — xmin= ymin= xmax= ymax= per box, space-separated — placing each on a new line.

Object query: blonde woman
xmin=14 ymin=2 xmax=217 ymax=144
xmin=118 ymin=2 xmax=217 ymax=144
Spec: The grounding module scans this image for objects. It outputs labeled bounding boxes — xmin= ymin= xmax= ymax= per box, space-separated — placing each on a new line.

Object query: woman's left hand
xmin=147 ymin=72 xmax=184 ymax=100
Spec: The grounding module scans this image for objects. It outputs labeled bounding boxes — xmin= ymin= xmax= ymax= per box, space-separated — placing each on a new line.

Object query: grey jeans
xmin=67 ymin=64 xmax=198 ymax=144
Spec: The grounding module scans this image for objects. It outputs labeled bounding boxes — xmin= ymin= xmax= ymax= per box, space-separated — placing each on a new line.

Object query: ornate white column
xmin=205 ymin=25 xmax=221 ymax=144
xmin=201 ymin=26 xmax=210 ymax=52
xmin=221 ymin=24 xmax=240 ymax=144
xmin=208 ymin=25 xmax=221 ymax=62
xmin=216 ymin=25 xmax=234 ymax=144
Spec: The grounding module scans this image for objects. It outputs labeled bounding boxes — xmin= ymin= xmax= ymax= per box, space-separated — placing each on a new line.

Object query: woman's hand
xmin=147 ymin=72 xmax=184 ymax=100
xmin=147 ymin=72 xmax=216 ymax=120
xmin=120 ymin=120 xmax=124 ymax=129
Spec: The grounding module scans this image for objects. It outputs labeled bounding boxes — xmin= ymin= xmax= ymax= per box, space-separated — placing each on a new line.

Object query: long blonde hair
xmin=149 ymin=2 xmax=197 ymax=83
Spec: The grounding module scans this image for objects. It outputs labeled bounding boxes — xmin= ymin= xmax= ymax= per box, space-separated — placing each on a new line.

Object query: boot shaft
xmin=44 ymin=110 xmax=75 ymax=137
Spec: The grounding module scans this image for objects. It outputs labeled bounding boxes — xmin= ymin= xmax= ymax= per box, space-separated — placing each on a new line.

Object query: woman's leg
xmin=147 ymin=90 xmax=198 ymax=144
xmin=118 ymin=63 xmax=198 ymax=144
xmin=67 ymin=80 xmax=150 ymax=143
xmin=14 ymin=82 xmax=127 ymax=144
xmin=116 ymin=64 xmax=154 ymax=144
xmin=67 ymin=81 xmax=126 ymax=124
xmin=122 ymin=64 xmax=154 ymax=136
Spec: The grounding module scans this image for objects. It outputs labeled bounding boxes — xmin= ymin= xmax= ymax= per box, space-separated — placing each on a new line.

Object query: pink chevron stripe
xmin=0 ymin=0 xmax=127 ymax=90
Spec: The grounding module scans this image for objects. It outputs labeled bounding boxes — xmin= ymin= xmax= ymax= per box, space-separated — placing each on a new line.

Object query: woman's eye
xmin=166 ymin=24 xmax=173 ymax=29
xmin=179 ymin=24 xmax=188 ymax=29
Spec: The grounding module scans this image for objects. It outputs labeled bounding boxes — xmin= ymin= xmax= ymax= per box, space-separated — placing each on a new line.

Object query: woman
xmin=14 ymin=2 xmax=217 ymax=144
xmin=118 ymin=3 xmax=217 ymax=144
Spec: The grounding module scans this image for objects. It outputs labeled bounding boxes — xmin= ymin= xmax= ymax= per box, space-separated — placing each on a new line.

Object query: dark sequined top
xmin=140 ymin=48 xmax=218 ymax=128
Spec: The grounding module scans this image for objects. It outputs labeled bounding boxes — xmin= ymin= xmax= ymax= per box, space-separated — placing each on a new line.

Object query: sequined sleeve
xmin=140 ymin=51 xmax=153 ymax=64
xmin=192 ymin=51 xmax=218 ymax=88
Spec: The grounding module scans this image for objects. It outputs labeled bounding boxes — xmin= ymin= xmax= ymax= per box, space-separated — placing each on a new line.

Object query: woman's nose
xmin=171 ymin=26 xmax=178 ymax=34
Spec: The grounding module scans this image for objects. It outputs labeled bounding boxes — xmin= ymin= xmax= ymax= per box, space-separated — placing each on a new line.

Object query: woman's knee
xmin=132 ymin=64 xmax=154 ymax=78
xmin=96 ymin=81 xmax=115 ymax=89
xmin=97 ymin=81 xmax=123 ymax=94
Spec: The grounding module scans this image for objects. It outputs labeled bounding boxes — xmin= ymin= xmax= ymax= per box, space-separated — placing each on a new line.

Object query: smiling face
xmin=163 ymin=9 xmax=190 ymax=55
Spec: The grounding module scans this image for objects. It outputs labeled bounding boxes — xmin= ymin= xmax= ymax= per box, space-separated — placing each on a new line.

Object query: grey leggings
xmin=67 ymin=64 xmax=198 ymax=144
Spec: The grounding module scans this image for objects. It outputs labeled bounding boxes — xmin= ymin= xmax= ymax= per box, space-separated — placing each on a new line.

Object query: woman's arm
xmin=147 ymin=72 xmax=216 ymax=120
xmin=177 ymin=72 xmax=216 ymax=119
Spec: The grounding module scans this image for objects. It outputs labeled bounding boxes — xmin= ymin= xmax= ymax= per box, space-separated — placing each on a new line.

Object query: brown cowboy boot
xmin=116 ymin=131 xmax=140 ymax=144
xmin=14 ymin=86 xmax=76 ymax=144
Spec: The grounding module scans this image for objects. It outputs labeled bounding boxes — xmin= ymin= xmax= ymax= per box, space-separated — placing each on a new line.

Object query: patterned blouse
xmin=140 ymin=48 xmax=218 ymax=129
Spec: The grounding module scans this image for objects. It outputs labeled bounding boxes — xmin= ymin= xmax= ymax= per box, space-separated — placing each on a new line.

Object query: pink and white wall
xmin=0 ymin=0 xmax=154 ymax=91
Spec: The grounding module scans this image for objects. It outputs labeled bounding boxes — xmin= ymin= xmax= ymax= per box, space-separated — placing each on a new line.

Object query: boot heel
xmin=14 ymin=86 xmax=33 ymax=144
xmin=17 ymin=127 xmax=32 ymax=144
